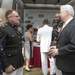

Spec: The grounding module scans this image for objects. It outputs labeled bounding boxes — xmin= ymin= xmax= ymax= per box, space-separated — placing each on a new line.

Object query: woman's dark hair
xmin=26 ymin=24 xmax=33 ymax=30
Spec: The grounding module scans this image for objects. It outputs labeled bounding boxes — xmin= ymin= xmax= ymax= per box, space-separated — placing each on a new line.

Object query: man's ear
xmin=7 ymin=17 xmax=11 ymax=21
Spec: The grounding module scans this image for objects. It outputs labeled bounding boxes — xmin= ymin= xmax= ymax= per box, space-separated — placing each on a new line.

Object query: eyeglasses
xmin=12 ymin=16 xmax=20 ymax=18
xmin=8 ymin=15 xmax=20 ymax=18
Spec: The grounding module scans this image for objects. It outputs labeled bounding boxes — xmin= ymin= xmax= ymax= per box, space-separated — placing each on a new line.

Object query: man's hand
xmin=50 ymin=46 xmax=56 ymax=49
xmin=48 ymin=46 xmax=59 ymax=57
xmin=5 ymin=65 xmax=15 ymax=73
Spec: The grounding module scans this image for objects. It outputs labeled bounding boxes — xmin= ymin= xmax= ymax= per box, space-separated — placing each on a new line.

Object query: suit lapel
xmin=58 ymin=19 xmax=74 ymax=40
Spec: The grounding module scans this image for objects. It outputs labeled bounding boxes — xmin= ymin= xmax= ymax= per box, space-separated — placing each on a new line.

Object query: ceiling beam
xmin=23 ymin=0 xmax=74 ymax=9
xmin=67 ymin=0 xmax=75 ymax=5
xmin=24 ymin=4 xmax=60 ymax=9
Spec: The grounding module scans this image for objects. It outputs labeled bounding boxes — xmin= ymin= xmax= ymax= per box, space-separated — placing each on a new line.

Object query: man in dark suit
xmin=52 ymin=13 xmax=63 ymax=46
xmin=49 ymin=5 xmax=75 ymax=75
xmin=0 ymin=10 xmax=24 ymax=75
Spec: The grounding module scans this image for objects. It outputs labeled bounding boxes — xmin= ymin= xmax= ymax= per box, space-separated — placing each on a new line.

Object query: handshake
xmin=48 ymin=46 xmax=59 ymax=57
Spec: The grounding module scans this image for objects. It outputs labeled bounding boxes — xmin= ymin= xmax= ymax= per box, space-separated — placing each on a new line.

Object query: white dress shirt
xmin=62 ymin=17 xmax=73 ymax=30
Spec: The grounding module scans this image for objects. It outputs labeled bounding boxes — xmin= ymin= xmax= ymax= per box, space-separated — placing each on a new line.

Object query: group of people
xmin=0 ymin=4 xmax=75 ymax=75
xmin=37 ymin=4 xmax=75 ymax=75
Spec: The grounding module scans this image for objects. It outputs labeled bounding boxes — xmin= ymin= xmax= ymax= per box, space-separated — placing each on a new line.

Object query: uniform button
xmin=9 ymin=54 xmax=11 ymax=56
xmin=18 ymin=36 xmax=20 ymax=38
xmin=1 ymin=49 xmax=3 ymax=51
xmin=19 ymin=42 xmax=21 ymax=43
xmin=6 ymin=24 xmax=7 ymax=26
xmin=12 ymin=35 xmax=15 ymax=37
xmin=17 ymin=31 xmax=19 ymax=33
xmin=15 ymin=27 xmax=17 ymax=29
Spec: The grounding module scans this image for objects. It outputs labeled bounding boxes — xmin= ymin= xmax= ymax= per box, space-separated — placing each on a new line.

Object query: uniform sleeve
xmin=0 ymin=28 xmax=10 ymax=71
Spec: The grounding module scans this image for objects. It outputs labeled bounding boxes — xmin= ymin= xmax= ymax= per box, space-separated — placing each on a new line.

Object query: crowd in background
xmin=0 ymin=4 xmax=75 ymax=75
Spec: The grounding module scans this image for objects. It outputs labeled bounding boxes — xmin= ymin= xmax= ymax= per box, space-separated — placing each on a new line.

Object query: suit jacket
xmin=0 ymin=22 xmax=24 ymax=71
xmin=56 ymin=19 xmax=75 ymax=72
xmin=37 ymin=25 xmax=53 ymax=52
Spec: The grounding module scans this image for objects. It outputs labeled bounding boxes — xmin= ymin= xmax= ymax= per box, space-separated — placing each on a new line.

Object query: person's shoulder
xmin=0 ymin=22 xmax=8 ymax=29
xmin=48 ymin=26 xmax=53 ymax=29
xmin=69 ymin=18 xmax=75 ymax=27
xmin=72 ymin=18 xmax=75 ymax=23
xmin=37 ymin=28 xmax=42 ymax=33
xmin=38 ymin=27 xmax=42 ymax=31
xmin=48 ymin=26 xmax=53 ymax=28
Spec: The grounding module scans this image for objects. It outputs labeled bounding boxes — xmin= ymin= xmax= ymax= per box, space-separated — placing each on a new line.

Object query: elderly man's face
xmin=8 ymin=11 xmax=20 ymax=25
xmin=60 ymin=9 xmax=67 ymax=22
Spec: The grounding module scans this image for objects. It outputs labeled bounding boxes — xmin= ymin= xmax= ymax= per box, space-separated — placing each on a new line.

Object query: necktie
xmin=61 ymin=23 xmax=66 ymax=30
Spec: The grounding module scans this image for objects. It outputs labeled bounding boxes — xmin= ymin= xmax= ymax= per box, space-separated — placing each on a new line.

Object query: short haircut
xmin=43 ymin=19 xmax=49 ymax=25
xmin=60 ymin=5 xmax=74 ymax=17
xmin=5 ymin=10 xmax=13 ymax=19
xmin=26 ymin=24 xmax=33 ymax=30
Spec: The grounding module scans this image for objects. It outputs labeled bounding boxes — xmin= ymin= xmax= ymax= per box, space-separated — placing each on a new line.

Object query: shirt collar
xmin=65 ymin=17 xmax=73 ymax=25
xmin=43 ymin=24 xmax=48 ymax=27
xmin=61 ymin=17 xmax=73 ymax=30
xmin=7 ymin=22 xmax=17 ymax=29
